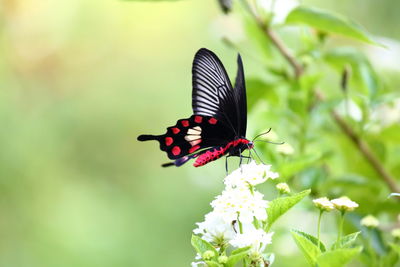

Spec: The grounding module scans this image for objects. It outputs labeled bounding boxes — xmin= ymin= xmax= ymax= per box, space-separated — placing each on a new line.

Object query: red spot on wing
xmin=194 ymin=116 xmax=203 ymax=123
xmin=181 ymin=120 xmax=189 ymax=127
xmin=189 ymin=145 xmax=200 ymax=154
xmin=172 ymin=146 xmax=181 ymax=156
xmin=165 ymin=137 xmax=173 ymax=146
xmin=171 ymin=127 xmax=180 ymax=134
xmin=208 ymin=118 xmax=218 ymax=124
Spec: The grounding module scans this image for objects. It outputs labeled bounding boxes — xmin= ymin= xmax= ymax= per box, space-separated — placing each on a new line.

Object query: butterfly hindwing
xmin=137 ymin=115 xmax=234 ymax=160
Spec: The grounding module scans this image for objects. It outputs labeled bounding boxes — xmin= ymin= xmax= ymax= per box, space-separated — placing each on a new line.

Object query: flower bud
xmin=331 ymin=196 xmax=359 ymax=212
xmin=276 ymin=183 xmax=290 ymax=194
xmin=313 ymin=197 xmax=334 ymax=212
xmin=202 ymin=250 xmax=215 ymax=260
xmin=218 ymin=255 xmax=228 ymax=264
xmin=360 ymin=215 xmax=379 ymax=228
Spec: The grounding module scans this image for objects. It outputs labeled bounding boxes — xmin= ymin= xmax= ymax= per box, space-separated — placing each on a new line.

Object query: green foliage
xmin=191 ymin=235 xmax=219 ymax=261
xmin=286 ymin=6 xmax=378 ymax=45
xmin=316 ymin=247 xmax=362 ymax=267
xmin=291 ymin=230 xmax=322 ymax=266
xmin=292 ymin=229 xmax=362 ymax=267
xmin=331 ymin=232 xmax=361 ymax=250
xmin=324 ymin=47 xmax=379 ymax=96
xmin=266 ymin=190 xmax=311 ymax=230
xmin=191 ymin=235 xmax=252 ymax=267
xmin=390 ymin=243 xmax=400 ymax=256
xmin=225 ymin=247 xmax=251 ymax=267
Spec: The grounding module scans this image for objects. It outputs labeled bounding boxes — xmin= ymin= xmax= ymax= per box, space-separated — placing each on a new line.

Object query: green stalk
xmin=317 ymin=210 xmax=323 ymax=250
xmin=337 ymin=211 xmax=345 ymax=243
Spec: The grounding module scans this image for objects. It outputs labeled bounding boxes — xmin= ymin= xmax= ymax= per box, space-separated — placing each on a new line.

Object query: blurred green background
xmin=0 ymin=0 xmax=399 ymax=266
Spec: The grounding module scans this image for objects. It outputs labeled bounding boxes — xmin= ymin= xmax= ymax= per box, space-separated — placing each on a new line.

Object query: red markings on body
xmin=189 ymin=145 xmax=200 ymax=154
xmin=193 ymin=138 xmax=251 ymax=167
xmin=181 ymin=120 xmax=189 ymax=127
xmin=194 ymin=116 xmax=203 ymax=123
xmin=165 ymin=137 xmax=173 ymax=146
xmin=172 ymin=146 xmax=181 ymax=156
xmin=208 ymin=118 xmax=218 ymax=124
xmin=171 ymin=127 xmax=180 ymax=134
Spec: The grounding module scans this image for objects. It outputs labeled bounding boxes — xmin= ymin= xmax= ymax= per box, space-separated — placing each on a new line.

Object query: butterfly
xmin=137 ymin=48 xmax=254 ymax=168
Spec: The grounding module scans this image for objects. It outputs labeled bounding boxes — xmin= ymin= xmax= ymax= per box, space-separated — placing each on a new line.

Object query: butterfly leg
xmin=225 ymin=155 xmax=234 ymax=175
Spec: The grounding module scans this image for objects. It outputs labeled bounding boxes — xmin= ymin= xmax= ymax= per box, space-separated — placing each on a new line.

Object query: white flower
xmin=360 ymin=215 xmax=380 ymax=228
xmin=224 ymin=161 xmax=279 ymax=189
xmin=230 ymin=227 xmax=273 ymax=253
xmin=192 ymin=163 xmax=279 ymax=263
xmin=331 ymin=196 xmax=359 ymax=212
xmin=313 ymin=197 xmax=334 ymax=212
xmin=193 ymin=211 xmax=236 ymax=243
xmin=211 ymin=187 xmax=268 ymax=223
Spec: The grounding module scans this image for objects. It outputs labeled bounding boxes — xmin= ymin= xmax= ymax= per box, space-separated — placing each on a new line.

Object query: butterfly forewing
xmin=137 ymin=115 xmax=234 ymax=160
xmin=233 ymin=55 xmax=247 ymax=137
xmin=192 ymin=49 xmax=241 ymax=136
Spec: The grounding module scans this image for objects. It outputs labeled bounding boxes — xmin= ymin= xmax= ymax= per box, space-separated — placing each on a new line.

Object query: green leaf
xmin=286 ymin=6 xmax=378 ymax=45
xmin=191 ymin=235 xmax=218 ymax=259
xmin=382 ymin=245 xmax=400 ymax=267
xmin=266 ymin=189 xmax=311 ymax=230
xmin=316 ymin=247 xmax=362 ymax=267
xmin=292 ymin=229 xmax=326 ymax=252
xmin=291 ymin=229 xmax=321 ymax=265
xmin=231 ymin=246 xmax=251 ymax=255
xmin=226 ymin=250 xmax=250 ymax=267
xmin=331 ymin=232 xmax=361 ymax=250
xmin=390 ymin=243 xmax=400 ymax=256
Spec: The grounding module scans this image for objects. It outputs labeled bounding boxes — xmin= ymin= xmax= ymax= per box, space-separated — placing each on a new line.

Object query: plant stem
xmin=317 ymin=91 xmax=400 ymax=193
xmin=337 ymin=211 xmax=345 ymax=243
xmin=241 ymin=0 xmax=399 ymax=194
xmin=317 ymin=210 xmax=323 ymax=250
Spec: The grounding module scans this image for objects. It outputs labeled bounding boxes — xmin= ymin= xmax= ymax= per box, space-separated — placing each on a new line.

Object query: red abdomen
xmin=193 ymin=138 xmax=251 ymax=167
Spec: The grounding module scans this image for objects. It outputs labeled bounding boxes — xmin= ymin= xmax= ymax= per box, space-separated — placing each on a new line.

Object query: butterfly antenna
xmin=254 ymin=140 xmax=285 ymax=145
xmin=252 ymin=128 xmax=272 ymax=142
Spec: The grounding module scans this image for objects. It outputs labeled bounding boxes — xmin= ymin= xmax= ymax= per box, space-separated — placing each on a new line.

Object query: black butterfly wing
xmin=137 ymin=48 xmax=248 ymax=167
xmin=192 ymin=48 xmax=247 ymax=138
xmin=137 ymin=115 xmax=233 ymax=160
xmin=233 ymin=54 xmax=247 ymax=137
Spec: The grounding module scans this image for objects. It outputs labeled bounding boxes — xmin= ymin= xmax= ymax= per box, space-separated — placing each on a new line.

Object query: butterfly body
xmin=193 ymin=138 xmax=253 ymax=167
xmin=138 ymin=48 xmax=251 ymax=167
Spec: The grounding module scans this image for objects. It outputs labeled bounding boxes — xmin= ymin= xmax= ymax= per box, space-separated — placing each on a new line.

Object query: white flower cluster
xmin=192 ymin=161 xmax=278 ymax=266
xmin=313 ymin=196 xmax=359 ymax=213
